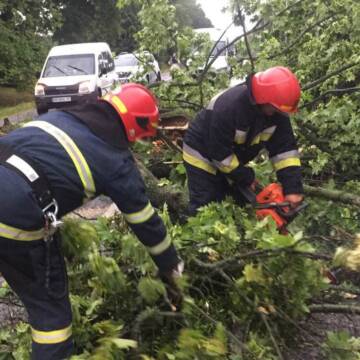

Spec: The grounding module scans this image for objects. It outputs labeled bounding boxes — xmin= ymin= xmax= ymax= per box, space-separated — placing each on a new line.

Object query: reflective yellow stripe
xmin=260 ymin=133 xmax=272 ymax=141
xmin=215 ymin=154 xmax=240 ymax=174
xmin=251 ymin=135 xmax=261 ymax=145
xmin=123 ymin=202 xmax=155 ymax=224
xmin=251 ymin=126 xmax=276 ymax=145
xmin=274 ymin=158 xmax=301 ymax=171
xmin=147 ymin=235 xmax=171 ymax=255
xmin=0 ymin=222 xmax=44 ymax=241
xmin=234 ymin=130 xmax=247 ymax=144
xmin=32 ymin=325 xmax=72 ymax=345
xmin=24 ymin=121 xmax=96 ymax=198
xmin=111 ymin=96 xmax=128 ymax=114
xmin=183 ymin=151 xmax=217 ymax=175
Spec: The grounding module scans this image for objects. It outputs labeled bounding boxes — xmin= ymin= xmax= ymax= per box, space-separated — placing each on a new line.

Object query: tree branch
xmin=304 ymin=185 xmax=360 ymax=207
xmin=237 ymin=7 xmax=255 ymax=72
xmin=191 ymin=246 xmax=331 ymax=270
xmin=309 ymin=303 xmax=360 ymax=315
xmin=300 ymin=87 xmax=360 ymax=108
xmin=302 ymin=62 xmax=360 ymax=91
xmin=260 ymin=313 xmax=284 ymax=360
xmin=267 ymin=13 xmax=338 ymax=60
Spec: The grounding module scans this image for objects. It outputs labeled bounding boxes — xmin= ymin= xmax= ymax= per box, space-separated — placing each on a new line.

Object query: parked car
xmin=188 ymin=28 xmax=234 ymax=75
xmin=114 ymin=51 xmax=161 ymax=84
xmin=34 ymin=42 xmax=117 ymax=114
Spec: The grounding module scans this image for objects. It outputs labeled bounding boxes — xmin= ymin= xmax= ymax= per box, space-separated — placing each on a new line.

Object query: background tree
xmin=170 ymin=0 xmax=212 ymax=29
xmin=0 ymin=0 xmax=62 ymax=89
xmin=53 ymin=0 xmax=141 ymax=53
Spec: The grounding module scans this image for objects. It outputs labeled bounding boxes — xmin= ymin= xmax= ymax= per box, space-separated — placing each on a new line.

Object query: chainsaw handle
xmin=256 ymin=201 xmax=307 ymax=220
xmin=276 ymin=202 xmax=308 ymax=220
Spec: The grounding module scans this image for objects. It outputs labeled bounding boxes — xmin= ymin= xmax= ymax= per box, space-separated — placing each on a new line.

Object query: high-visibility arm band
xmin=122 ymin=202 xmax=155 ymax=224
xmin=24 ymin=121 xmax=96 ymax=198
xmin=251 ymin=126 xmax=277 ymax=145
xmin=234 ymin=129 xmax=247 ymax=144
xmin=213 ymin=154 xmax=240 ymax=174
xmin=182 ymin=143 xmax=217 ymax=175
xmin=32 ymin=325 xmax=72 ymax=344
xmin=146 ymin=235 xmax=172 ymax=255
xmin=0 ymin=222 xmax=44 ymax=241
xmin=271 ymin=150 xmax=301 ymax=171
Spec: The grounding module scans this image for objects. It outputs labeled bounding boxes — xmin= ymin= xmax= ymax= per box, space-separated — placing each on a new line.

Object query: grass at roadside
xmin=0 ymin=86 xmax=34 ymax=119
xmin=0 ymin=101 xmax=34 ymax=119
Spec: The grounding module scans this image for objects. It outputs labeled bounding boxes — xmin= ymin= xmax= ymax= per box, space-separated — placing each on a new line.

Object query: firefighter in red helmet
xmin=183 ymin=66 xmax=304 ymax=215
xmin=0 ymin=83 xmax=182 ymax=359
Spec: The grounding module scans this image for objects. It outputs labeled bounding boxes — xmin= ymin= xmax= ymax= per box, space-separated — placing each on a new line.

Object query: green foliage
xmin=61 ymin=218 xmax=99 ymax=261
xmin=322 ymin=331 xmax=360 ymax=360
xmin=0 ymin=1 xmax=61 ymax=88
xmin=0 ymin=323 xmax=31 ymax=360
xmin=169 ymin=0 xmax=212 ymax=29
xmin=243 ymin=332 xmax=277 ymax=360
xmin=138 ymin=278 xmax=166 ymax=304
xmin=2 ymin=199 xmax=332 ymax=358
xmin=171 ymin=324 xmax=227 ymax=359
xmin=54 ymin=0 xmax=141 ymax=54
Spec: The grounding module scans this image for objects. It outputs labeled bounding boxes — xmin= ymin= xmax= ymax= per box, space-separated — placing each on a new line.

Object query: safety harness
xmin=0 ymin=120 xmax=96 ymax=300
xmin=0 ymin=143 xmax=60 ymax=233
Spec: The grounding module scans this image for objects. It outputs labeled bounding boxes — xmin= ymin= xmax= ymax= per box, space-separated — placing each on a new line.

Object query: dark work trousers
xmin=0 ymin=233 xmax=73 ymax=360
xmin=184 ymin=162 xmax=235 ymax=216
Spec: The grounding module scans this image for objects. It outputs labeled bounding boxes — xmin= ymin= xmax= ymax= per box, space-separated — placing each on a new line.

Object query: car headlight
xmin=34 ymin=84 xmax=45 ymax=96
xmin=79 ymin=81 xmax=91 ymax=94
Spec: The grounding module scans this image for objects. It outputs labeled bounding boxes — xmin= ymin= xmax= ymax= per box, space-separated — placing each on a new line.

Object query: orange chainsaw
xmin=237 ymin=183 xmax=307 ymax=234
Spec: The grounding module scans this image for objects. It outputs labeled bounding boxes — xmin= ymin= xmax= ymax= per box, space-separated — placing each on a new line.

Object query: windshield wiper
xmin=66 ymin=65 xmax=88 ymax=74
xmin=49 ymin=64 xmax=67 ymax=75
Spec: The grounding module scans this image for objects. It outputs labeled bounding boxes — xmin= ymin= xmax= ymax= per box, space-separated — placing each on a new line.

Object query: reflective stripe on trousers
xmin=122 ymin=201 xmax=155 ymax=224
xmin=32 ymin=325 xmax=72 ymax=345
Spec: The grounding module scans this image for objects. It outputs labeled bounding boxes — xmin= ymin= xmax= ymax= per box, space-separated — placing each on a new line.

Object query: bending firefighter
xmin=0 ymin=84 xmax=182 ymax=359
xmin=183 ymin=66 xmax=304 ymax=215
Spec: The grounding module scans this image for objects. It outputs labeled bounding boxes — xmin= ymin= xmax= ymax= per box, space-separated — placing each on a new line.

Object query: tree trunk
xmin=304 ymin=185 xmax=360 ymax=207
xmin=136 ymin=159 xmax=188 ymax=219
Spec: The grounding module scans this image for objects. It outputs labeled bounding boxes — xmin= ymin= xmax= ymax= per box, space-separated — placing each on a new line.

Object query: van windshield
xmin=210 ymin=41 xmax=227 ymax=57
xmin=115 ymin=54 xmax=139 ymax=67
xmin=43 ymin=54 xmax=95 ymax=77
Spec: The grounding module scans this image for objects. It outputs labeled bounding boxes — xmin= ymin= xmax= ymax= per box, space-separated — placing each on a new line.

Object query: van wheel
xmin=97 ymin=88 xmax=102 ymax=98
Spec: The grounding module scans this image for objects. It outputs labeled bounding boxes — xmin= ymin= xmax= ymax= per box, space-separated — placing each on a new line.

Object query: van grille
xmin=44 ymin=84 xmax=79 ymax=96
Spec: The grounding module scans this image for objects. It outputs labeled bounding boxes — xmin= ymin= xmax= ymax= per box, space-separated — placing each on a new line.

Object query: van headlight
xmin=79 ymin=81 xmax=92 ymax=94
xmin=34 ymin=84 xmax=45 ymax=96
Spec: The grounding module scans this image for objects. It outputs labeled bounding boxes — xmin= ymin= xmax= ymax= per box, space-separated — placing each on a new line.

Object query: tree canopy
xmin=0 ymin=0 xmax=61 ymax=88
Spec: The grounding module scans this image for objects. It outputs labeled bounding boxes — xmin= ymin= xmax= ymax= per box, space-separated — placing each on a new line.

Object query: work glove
xmin=228 ymin=166 xmax=255 ymax=188
xmin=284 ymin=193 xmax=304 ymax=208
xmin=158 ymin=260 xmax=184 ymax=312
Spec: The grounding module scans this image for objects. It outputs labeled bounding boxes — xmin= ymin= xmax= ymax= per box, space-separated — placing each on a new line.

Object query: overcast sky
xmin=197 ymin=0 xmax=233 ymax=29
xmin=196 ymin=0 xmax=244 ymax=40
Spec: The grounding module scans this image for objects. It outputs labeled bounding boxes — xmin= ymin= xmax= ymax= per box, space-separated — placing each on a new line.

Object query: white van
xmin=34 ymin=42 xmax=117 ymax=114
xmin=193 ymin=28 xmax=232 ymax=73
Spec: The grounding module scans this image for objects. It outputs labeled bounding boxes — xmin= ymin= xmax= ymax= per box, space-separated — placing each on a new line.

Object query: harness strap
xmin=0 ymin=143 xmax=53 ymax=210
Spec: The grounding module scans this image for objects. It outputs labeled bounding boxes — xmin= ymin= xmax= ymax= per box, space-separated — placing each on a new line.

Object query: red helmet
xmin=102 ymin=83 xmax=159 ymax=142
xmin=251 ymin=66 xmax=301 ymax=113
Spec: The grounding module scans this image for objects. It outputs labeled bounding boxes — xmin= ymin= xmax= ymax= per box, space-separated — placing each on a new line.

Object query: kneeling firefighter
xmin=183 ymin=66 xmax=304 ymax=215
xmin=0 ymin=84 xmax=183 ymax=359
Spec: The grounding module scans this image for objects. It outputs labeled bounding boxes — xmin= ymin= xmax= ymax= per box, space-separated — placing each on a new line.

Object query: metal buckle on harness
xmin=42 ymin=199 xmax=63 ymax=240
